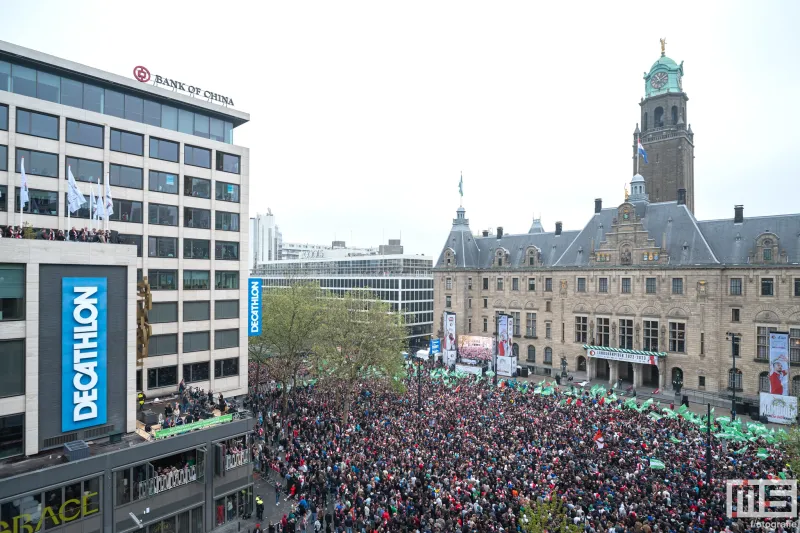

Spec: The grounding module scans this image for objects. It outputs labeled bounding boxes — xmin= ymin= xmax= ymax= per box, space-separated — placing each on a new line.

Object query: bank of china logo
xmin=133 ymin=66 xmax=151 ymax=83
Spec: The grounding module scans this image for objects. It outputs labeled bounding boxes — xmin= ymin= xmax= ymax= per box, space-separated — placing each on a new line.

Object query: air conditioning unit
xmin=64 ymin=440 xmax=90 ymax=462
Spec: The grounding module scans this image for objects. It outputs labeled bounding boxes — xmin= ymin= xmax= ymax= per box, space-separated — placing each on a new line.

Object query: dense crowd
xmin=244 ymin=364 xmax=791 ymax=533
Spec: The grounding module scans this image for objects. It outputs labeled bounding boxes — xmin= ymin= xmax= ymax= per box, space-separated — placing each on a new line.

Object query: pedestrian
xmin=256 ymin=496 xmax=264 ymax=521
xmin=275 ymin=481 xmax=281 ymax=505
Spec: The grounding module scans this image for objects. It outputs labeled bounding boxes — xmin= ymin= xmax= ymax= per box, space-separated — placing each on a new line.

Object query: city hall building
xmin=0 ymin=41 xmax=254 ymax=533
xmin=433 ymin=46 xmax=800 ymax=407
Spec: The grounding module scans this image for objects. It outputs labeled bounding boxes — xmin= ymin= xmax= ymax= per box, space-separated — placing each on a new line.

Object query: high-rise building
xmin=249 ymin=209 xmax=281 ymax=267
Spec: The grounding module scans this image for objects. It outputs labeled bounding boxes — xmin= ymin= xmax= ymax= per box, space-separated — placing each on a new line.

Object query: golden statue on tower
xmin=660 ymin=38 xmax=667 ymax=56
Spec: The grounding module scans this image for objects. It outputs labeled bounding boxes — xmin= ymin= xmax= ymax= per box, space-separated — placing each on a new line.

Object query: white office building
xmin=249 ymin=209 xmax=281 ymax=267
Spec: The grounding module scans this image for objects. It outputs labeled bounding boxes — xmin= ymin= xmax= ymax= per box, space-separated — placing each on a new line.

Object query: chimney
xmin=734 ymin=205 xmax=744 ymax=224
xmin=594 ymin=198 xmax=602 ymax=214
xmin=497 ymin=227 xmax=503 ymax=239
xmin=555 ymin=221 xmax=563 ymax=236
xmin=677 ymin=188 xmax=686 ymax=205
xmin=482 ymin=230 xmax=489 ymax=237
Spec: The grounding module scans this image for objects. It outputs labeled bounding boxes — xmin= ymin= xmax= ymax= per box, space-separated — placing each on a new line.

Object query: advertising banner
xmin=62 ymin=277 xmax=108 ymax=432
xmin=456 ymin=364 xmax=483 ymax=376
xmin=497 ymin=315 xmax=511 ymax=357
xmin=154 ymin=413 xmax=234 ymax=439
xmin=248 ymin=278 xmax=262 ymax=336
xmin=586 ymin=347 xmax=658 ymax=366
xmin=760 ymin=392 xmax=797 ymax=424
xmin=429 ymin=339 xmax=441 ymax=355
xmin=768 ymin=332 xmax=790 ymax=395
xmin=444 ymin=311 xmax=457 ymax=364
xmin=497 ymin=356 xmax=517 ymax=377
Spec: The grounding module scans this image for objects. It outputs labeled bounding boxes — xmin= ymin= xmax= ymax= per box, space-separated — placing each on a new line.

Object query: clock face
xmin=650 ymin=72 xmax=668 ymax=89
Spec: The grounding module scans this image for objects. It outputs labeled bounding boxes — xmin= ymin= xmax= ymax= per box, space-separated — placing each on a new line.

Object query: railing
xmin=225 ymin=451 xmax=250 ymax=471
xmin=136 ymin=465 xmax=197 ymax=499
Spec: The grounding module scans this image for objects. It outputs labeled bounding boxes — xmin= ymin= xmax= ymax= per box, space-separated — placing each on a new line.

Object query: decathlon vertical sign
xmin=248 ymin=278 xmax=262 ymax=336
xmin=62 ymin=277 xmax=108 ymax=432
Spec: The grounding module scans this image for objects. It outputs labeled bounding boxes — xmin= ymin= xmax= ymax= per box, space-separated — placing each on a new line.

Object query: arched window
xmin=671 ymin=106 xmax=678 ymax=124
xmin=544 ymin=347 xmax=553 ymax=364
xmin=654 ymin=107 xmax=664 ymax=127
xmin=728 ymin=368 xmax=743 ymax=390
xmin=759 ymin=372 xmax=770 ymax=392
xmin=577 ymin=356 xmax=587 ymax=371
xmin=671 ymin=367 xmax=683 ymax=387
xmin=527 ymin=345 xmax=535 ymax=362
xmin=512 ymin=343 xmax=519 ymax=357
xmin=792 ymin=376 xmax=800 ymax=396
xmin=643 ymin=112 xmax=648 ymax=131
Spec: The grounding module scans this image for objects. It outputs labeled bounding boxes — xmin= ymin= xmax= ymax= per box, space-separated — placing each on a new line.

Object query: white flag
xmin=104 ymin=174 xmax=114 ymax=217
xmin=66 ymin=166 xmax=87 ymax=214
xmin=94 ymin=178 xmax=104 ymax=220
xmin=90 ymin=181 xmax=97 ymax=221
xmin=20 ymin=157 xmax=29 ymax=210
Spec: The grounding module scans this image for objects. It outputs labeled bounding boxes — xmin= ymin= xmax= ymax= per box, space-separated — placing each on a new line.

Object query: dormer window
xmin=756 ymin=235 xmax=778 ymax=264
xmin=498 ymin=257 xmax=503 ymax=266
xmin=763 ymin=248 xmax=772 ymax=261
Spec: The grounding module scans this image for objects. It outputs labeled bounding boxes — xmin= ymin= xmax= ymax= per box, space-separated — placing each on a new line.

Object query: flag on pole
xmin=20 ymin=157 xmax=29 ymax=210
xmin=90 ymin=182 xmax=97 ymax=222
xmin=66 ymin=167 xmax=87 ymax=214
xmin=649 ymin=458 xmax=665 ymax=470
xmin=104 ymin=176 xmax=114 ymax=217
xmin=458 ymin=173 xmax=463 ymax=197
xmin=593 ymin=430 xmax=604 ymax=449
xmin=637 ymin=137 xmax=649 ymax=164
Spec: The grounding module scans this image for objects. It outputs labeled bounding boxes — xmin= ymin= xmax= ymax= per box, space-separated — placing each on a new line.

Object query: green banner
xmin=155 ymin=414 xmax=234 ymax=439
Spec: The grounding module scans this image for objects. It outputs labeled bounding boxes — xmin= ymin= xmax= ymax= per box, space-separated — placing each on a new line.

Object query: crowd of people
xmin=242 ymin=363 xmax=791 ymax=533
xmin=0 ymin=224 xmax=113 ymax=242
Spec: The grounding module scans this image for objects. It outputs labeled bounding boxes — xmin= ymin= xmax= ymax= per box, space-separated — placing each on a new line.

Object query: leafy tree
xmin=22 ymin=222 xmax=36 ymax=239
xmin=248 ymin=281 xmax=322 ymax=419
xmin=784 ymin=426 xmax=800 ymax=476
xmin=312 ymin=292 xmax=407 ymax=423
xmin=520 ymin=496 xmax=582 ymax=533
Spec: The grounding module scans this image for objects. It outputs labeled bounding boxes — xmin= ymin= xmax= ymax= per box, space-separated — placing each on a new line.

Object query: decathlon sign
xmin=248 ymin=278 xmax=262 ymax=336
xmin=62 ymin=278 xmax=108 ymax=432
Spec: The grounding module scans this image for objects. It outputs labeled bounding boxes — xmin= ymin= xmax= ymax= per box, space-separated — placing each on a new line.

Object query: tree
xmin=784 ymin=426 xmax=800 ymax=476
xmin=247 ymin=281 xmax=322 ymax=419
xmin=312 ymin=292 xmax=407 ymax=423
xmin=519 ymin=497 xmax=582 ymax=533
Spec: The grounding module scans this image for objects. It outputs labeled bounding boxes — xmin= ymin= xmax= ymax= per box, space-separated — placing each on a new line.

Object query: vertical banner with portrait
xmin=444 ymin=311 xmax=457 ymax=367
xmin=497 ymin=314 xmax=510 ymax=357
xmin=768 ymin=332 xmax=790 ymax=395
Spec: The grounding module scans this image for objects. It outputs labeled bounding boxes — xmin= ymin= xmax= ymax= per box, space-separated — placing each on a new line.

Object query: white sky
xmin=2 ymin=0 xmax=798 ymax=257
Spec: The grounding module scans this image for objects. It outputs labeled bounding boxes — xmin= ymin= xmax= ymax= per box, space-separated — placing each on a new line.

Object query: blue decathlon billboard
xmin=248 ymin=278 xmax=262 ymax=336
xmin=62 ymin=277 xmax=108 ymax=432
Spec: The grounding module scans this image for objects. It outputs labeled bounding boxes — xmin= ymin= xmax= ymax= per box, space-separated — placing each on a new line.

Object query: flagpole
xmin=67 ymin=165 xmax=71 ymax=240
xmin=636 ymin=135 xmax=640 ymax=175
xmin=19 ymin=157 xmax=24 ymax=231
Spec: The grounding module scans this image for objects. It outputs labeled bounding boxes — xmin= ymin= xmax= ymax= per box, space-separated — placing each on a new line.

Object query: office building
xmin=249 ymin=209 xmax=281 ymax=267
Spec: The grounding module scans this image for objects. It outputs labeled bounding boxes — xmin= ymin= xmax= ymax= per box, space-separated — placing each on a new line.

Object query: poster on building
xmin=497 ymin=356 xmax=517 ymax=377
xmin=497 ymin=314 xmax=511 ymax=357
xmin=768 ymin=332 xmax=790 ymax=395
xmin=760 ymin=392 xmax=797 ymax=424
xmin=443 ymin=311 xmax=457 ymax=366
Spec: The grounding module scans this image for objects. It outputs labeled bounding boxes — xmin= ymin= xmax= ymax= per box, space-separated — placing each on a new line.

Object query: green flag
xmin=649 ymin=458 xmax=666 ymax=470
xmin=648 ymin=412 xmax=663 ymax=422
xmin=757 ymin=448 xmax=769 ymax=460
xmin=779 ymin=472 xmax=787 ymax=480
xmin=669 ymin=436 xmax=681 ymax=444
xmin=733 ymin=445 xmax=749 ymax=455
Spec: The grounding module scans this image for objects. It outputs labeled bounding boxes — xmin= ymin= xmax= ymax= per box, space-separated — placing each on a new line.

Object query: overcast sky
xmin=2 ymin=0 xmax=798 ymax=257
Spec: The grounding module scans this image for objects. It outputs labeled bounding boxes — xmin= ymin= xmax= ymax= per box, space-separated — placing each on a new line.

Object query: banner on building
xmin=62 ymin=277 xmax=108 ymax=432
xmin=497 ymin=355 xmax=517 ymax=377
xmin=760 ymin=392 xmax=797 ymax=424
xmin=586 ymin=347 xmax=658 ymax=366
xmin=768 ymin=332 xmax=790 ymax=395
xmin=497 ymin=314 xmax=511 ymax=357
xmin=248 ymin=278 xmax=262 ymax=336
xmin=444 ymin=311 xmax=456 ymax=364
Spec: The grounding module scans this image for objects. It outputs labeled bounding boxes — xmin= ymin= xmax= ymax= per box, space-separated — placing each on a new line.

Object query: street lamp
xmin=726 ymin=331 xmax=741 ymax=420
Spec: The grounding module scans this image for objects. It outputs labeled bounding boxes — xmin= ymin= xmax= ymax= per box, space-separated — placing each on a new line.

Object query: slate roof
xmin=698 ymin=215 xmax=800 ymax=265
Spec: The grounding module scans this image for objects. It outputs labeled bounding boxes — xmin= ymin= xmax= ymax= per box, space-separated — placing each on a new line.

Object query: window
xmin=0 ymin=104 xmax=7 ymax=130
xmin=0 ymin=264 xmax=24 ymax=322
xmin=149 ymin=334 xmax=178 ymax=356
xmin=512 ymin=311 xmax=520 ymax=336
xmin=732 ymin=335 xmax=741 ymax=357
xmin=669 ymin=322 xmax=686 ymax=353
xmin=512 ymin=278 xmax=519 ymax=291
xmin=10 ymin=64 xmax=36 ymax=96
xmin=483 ymin=317 xmax=488 ymax=332
xmin=184 ymin=270 xmax=210 ymax=290
xmin=528 ymin=278 xmax=536 ymax=291
xmin=672 ymin=278 xmax=683 ymax=295
xmin=646 ymin=277 xmax=656 ymax=294
xmin=795 ymin=278 xmax=800 ymax=297
xmin=763 ymin=248 xmax=772 ymax=261
xmin=544 ymin=347 xmax=553 ymax=364
xmin=183 ymin=331 xmax=210 ymax=353
xmin=545 ymin=321 xmax=552 ymax=340
xmin=124 ymin=94 xmax=144 ymax=122
xmin=467 ymin=318 xmax=472 ymax=332
xmin=215 ymin=211 xmax=240 ymax=232
xmin=497 ymin=257 xmax=502 ymax=267
xmin=149 ymin=269 xmax=177 ymax=290
xmin=643 ymin=320 xmax=658 ymax=351
xmin=215 ymin=330 xmax=240 ymax=350
xmin=496 ymin=278 xmax=504 ymax=291
xmin=215 ymin=271 xmax=239 ymax=290
xmin=0 ymin=146 xmax=5 ymax=172
xmin=147 ymin=366 xmax=177 ymax=389
xmin=216 ymin=152 xmax=241 ymax=174
xmin=0 ymin=339 xmax=24 ymax=397
xmin=148 ymin=236 xmax=177 ymax=258
xmin=619 ymin=319 xmax=633 ymax=349
xmin=730 ymin=278 xmax=743 ymax=295
xmin=215 ymin=300 xmax=239 ymax=320
xmin=483 ymin=298 xmax=488 ymax=309
xmin=184 ymin=207 xmax=211 ymax=229
xmin=184 ymin=176 xmax=211 ymax=199
xmin=15 ymin=188 xmax=57 ymax=215
xmin=445 ymin=295 xmax=451 ymax=308
xmin=700 ymin=332 xmax=705 ymax=355
xmin=144 ymin=99 xmax=161 ymax=127
xmin=66 ymin=156 xmax=103 ymax=184
xmin=468 ymin=298 xmax=472 ymax=309
xmin=728 ymin=368 xmax=743 ymax=390
xmin=149 ymin=171 xmax=178 ymax=194
xmin=66 ymin=119 xmax=103 ymax=148
xmin=791 ymin=328 xmax=800 ymax=364
xmin=698 ymin=376 xmax=706 ymax=388
xmin=526 ymin=313 xmax=537 ymax=337
xmin=596 ymin=318 xmax=609 ymax=346
xmin=545 ymin=301 xmax=551 ymax=312
xmin=110 ymin=129 xmax=143 ymax=156
xmin=598 ymin=278 xmax=608 ymax=293
xmin=574 ymin=316 xmax=587 ymax=343
xmin=214 ymin=357 xmax=239 ymax=377
xmin=184 ymin=301 xmax=211 ymax=322
xmin=149 ymin=137 xmax=179 ymax=162
xmin=109 ymin=164 xmax=143 ymax=189
xmin=185 ymin=145 xmax=211 ymax=168
xmin=621 ymin=278 xmax=631 ymax=294
xmin=16 ymin=148 xmax=58 ymax=177
xmin=545 ymin=278 xmax=553 ymax=292
xmin=183 ymin=362 xmax=210 ymax=384
xmin=148 ymin=203 xmax=178 ymax=226
xmin=759 ymin=372 xmax=770 ymax=392
xmin=149 ymin=302 xmax=177 ymax=324
xmin=757 ymin=326 xmax=778 ymax=359
xmin=184 ymin=239 xmax=210 ymax=259
xmin=16 ymin=108 xmax=58 ymax=140
xmin=83 ymin=83 xmax=103 ymax=113
xmin=445 ymin=277 xmax=452 ymax=290
xmin=527 ymin=345 xmax=535 ymax=362
xmin=483 ymin=278 xmax=489 ymax=290
xmin=110 ymin=199 xmax=143 ymax=223
xmin=117 ymin=234 xmax=143 ymax=257
xmin=731 ymin=308 xmax=740 ymax=322
xmin=761 ymin=277 xmax=774 ymax=296
xmin=0 ymin=414 xmax=24 ymax=459
xmin=577 ymin=278 xmax=586 ymax=292
xmin=468 ymin=277 xmax=473 ymax=290
xmin=215 ymin=181 xmax=240 ymax=203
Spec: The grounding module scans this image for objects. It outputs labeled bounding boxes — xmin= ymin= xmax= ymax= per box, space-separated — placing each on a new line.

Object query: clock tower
xmin=633 ymin=40 xmax=695 ymax=212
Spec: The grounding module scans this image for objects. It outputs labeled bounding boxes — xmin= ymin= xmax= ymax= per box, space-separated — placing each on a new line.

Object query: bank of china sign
xmin=62 ymin=278 xmax=108 ymax=432
xmin=133 ymin=66 xmax=234 ymax=107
